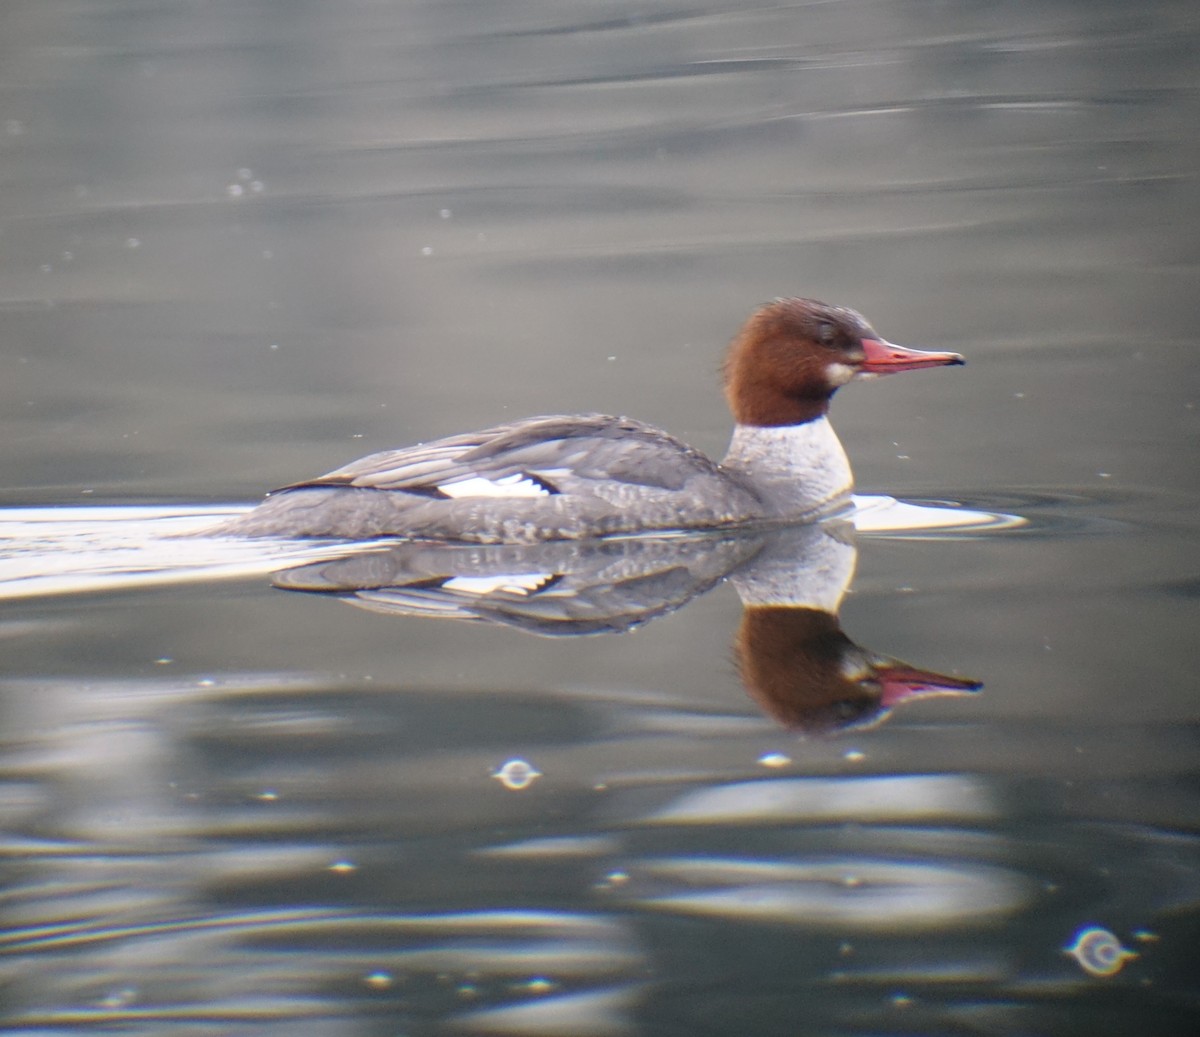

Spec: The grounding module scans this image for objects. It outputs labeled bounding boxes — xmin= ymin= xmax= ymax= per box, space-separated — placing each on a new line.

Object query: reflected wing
xmin=271 ymin=532 xmax=762 ymax=635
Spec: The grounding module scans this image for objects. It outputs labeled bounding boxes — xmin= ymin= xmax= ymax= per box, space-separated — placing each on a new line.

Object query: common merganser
xmin=215 ymin=297 xmax=964 ymax=542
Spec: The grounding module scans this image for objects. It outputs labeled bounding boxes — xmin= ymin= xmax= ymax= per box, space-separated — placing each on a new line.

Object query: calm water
xmin=1 ymin=1 xmax=1198 ymax=1033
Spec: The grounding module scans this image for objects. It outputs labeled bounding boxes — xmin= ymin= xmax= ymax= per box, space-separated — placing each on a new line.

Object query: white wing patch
xmin=442 ymin=573 xmax=554 ymax=596
xmin=438 ymin=473 xmax=552 ymax=499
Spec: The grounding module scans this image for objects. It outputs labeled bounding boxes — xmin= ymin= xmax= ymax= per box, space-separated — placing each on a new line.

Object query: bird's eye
xmin=817 ymin=321 xmax=837 ymax=346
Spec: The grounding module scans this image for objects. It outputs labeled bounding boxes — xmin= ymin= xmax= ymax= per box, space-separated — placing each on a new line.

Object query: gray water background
xmin=1 ymin=1 xmax=1198 ymax=1033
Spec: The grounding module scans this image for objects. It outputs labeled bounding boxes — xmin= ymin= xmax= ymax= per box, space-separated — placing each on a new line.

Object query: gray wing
xmin=276 ymin=414 xmax=732 ymax=497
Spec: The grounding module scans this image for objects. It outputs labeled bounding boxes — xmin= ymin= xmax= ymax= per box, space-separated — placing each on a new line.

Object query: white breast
xmin=722 ymin=416 xmax=853 ymax=517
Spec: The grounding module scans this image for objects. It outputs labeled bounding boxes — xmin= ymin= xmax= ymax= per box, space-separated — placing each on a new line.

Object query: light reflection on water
xmin=2 ymin=663 xmax=1198 ymax=1032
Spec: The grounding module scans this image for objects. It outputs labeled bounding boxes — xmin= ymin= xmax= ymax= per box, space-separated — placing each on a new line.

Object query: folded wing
xmin=276 ymin=414 xmax=730 ymax=498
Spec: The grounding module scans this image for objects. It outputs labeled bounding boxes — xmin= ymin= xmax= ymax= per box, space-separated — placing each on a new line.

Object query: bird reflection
xmin=725 ymin=522 xmax=981 ymax=732
xmin=271 ymin=520 xmax=980 ymax=733
xmin=732 ymin=606 xmax=980 ymax=732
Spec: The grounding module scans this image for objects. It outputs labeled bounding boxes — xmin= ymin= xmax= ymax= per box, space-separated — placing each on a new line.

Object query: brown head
xmin=723 ymin=297 xmax=965 ymax=427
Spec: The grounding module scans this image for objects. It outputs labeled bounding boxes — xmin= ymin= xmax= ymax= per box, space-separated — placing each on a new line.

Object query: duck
xmin=214 ymin=297 xmax=964 ymax=542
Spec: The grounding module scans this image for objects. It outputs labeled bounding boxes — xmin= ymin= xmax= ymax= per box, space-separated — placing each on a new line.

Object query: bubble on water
xmin=97 ymin=987 xmax=137 ymax=1009
xmin=518 ymin=977 xmax=557 ymax=995
xmin=363 ymin=971 xmax=393 ymax=990
xmin=1064 ymin=926 xmax=1137 ymax=977
xmin=493 ymin=758 xmax=542 ymax=790
xmin=227 ymin=183 xmax=244 ymax=198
